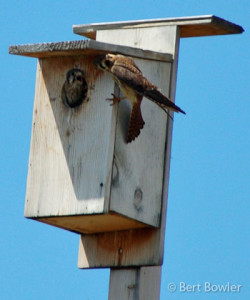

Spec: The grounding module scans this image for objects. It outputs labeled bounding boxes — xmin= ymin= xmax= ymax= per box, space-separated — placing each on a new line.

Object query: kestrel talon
xmin=94 ymin=54 xmax=185 ymax=143
xmin=61 ymin=68 xmax=88 ymax=108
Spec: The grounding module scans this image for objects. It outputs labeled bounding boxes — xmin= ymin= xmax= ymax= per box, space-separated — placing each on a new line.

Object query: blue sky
xmin=1 ymin=1 xmax=249 ymax=299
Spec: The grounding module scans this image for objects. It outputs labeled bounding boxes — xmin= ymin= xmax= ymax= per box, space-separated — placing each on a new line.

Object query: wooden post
xmin=109 ymin=267 xmax=162 ymax=300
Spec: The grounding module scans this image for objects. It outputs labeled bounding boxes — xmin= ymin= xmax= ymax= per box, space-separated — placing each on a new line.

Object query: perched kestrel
xmin=94 ymin=54 xmax=185 ymax=143
xmin=61 ymin=68 xmax=88 ymax=108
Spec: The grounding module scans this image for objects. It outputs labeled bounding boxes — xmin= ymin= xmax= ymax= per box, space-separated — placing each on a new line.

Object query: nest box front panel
xmin=25 ymin=56 xmax=115 ymax=218
xmin=24 ymin=51 xmax=173 ymax=233
xmin=109 ymin=58 xmax=172 ymax=228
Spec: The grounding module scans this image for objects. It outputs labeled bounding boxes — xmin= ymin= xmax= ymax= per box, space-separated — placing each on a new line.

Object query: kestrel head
xmin=66 ymin=68 xmax=85 ymax=84
xmin=94 ymin=53 xmax=116 ymax=71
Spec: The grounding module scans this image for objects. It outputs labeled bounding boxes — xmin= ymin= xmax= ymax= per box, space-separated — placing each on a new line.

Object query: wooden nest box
xmin=9 ymin=15 xmax=243 ymax=268
xmin=9 ymin=39 xmax=178 ymax=234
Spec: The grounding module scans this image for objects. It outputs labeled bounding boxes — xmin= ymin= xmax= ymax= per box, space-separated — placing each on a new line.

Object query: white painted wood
xmin=109 ymin=267 xmax=161 ymax=300
xmin=25 ymin=56 xmax=115 ymax=217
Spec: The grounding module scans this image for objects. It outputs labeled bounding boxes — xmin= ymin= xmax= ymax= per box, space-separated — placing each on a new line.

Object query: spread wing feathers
xmin=111 ymin=61 xmax=185 ymax=115
xmin=127 ymin=97 xmax=145 ymax=143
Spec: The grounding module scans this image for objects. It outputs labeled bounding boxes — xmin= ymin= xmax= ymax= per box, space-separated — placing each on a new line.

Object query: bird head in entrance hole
xmin=61 ymin=68 xmax=88 ymax=108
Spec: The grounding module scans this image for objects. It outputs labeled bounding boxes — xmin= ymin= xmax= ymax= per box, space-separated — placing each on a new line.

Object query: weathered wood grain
xmin=24 ymin=53 xmax=167 ymax=233
xmin=25 ymin=56 xmax=115 ymax=218
xmin=37 ymin=212 xmax=149 ymax=234
xmin=78 ymin=25 xmax=181 ymax=269
xmin=108 ymin=57 xmax=171 ymax=227
xmin=73 ymin=15 xmax=244 ymax=40
xmin=108 ymin=267 xmax=161 ymax=300
xmin=78 ymin=228 xmax=161 ymax=268
xmin=9 ymin=39 xmax=172 ymax=62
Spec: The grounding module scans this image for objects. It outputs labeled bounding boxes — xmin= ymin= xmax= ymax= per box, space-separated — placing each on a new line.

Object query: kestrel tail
xmin=127 ymin=95 xmax=145 ymax=143
xmin=94 ymin=54 xmax=185 ymax=143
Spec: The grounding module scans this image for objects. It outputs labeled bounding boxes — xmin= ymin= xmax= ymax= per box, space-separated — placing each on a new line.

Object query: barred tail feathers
xmin=127 ymin=99 xmax=145 ymax=143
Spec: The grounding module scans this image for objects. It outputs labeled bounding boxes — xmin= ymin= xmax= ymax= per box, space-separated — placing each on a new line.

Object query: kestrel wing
xmin=111 ymin=63 xmax=146 ymax=95
xmin=111 ymin=61 xmax=185 ymax=114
